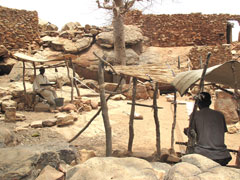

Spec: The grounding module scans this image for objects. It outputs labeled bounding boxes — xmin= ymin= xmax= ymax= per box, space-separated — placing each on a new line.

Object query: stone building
xmin=0 ymin=6 xmax=40 ymax=51
xmin=124 ymin=10 xmax=240 ymax=47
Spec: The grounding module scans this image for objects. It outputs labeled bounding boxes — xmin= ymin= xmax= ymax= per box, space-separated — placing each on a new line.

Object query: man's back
xmin=193 ymin=107 xmax=231 ymax=160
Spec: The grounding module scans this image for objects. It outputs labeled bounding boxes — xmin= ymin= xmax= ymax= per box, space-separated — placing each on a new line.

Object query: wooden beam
xmin=127 ymin=102 xmax=163 ymax=109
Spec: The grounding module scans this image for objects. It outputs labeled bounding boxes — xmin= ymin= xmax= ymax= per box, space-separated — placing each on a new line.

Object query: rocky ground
xmin=0 ymin=73 xmax=239 ymax=166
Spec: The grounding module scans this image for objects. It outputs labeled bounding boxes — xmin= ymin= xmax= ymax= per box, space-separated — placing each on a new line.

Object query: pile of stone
xmin=188 ymin=44 xmax=232 ymax=69
xmin=0 ymin=6 xmax=40 ymax=50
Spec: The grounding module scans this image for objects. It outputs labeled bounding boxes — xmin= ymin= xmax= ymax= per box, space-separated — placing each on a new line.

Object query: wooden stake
xmin=65 ymin=60 xmax=74 ymax=102
xmin=153 ymin=82 xmax=161 ymax=156
xmin=70 ymin=58 xmax=80 ymax=97
xmin=33 ymin=62 xmax=36 ymax=77
xmin=128 ymin=77 xmax=137 ymax=152
xmin=98 ymin=60 xmax=112 ymax=157
xmin=22 ymin=61 xmax=26 ymax=108
xmin=170 ymin=90 xmax=177 ymax=153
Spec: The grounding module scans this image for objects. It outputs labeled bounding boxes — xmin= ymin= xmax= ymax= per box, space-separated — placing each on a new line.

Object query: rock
xmin=56 ymin=113 xmax=75 ymax=126
xmin=0 ymin=142 xmax=77 ymax=180
xmin=227 ymin=124 xmax=239 ymax=134
xmin=61 ymin=22 xmax=81 ymax=31
xmin=79 ymin=149 xmax=96 ymax=163
xmin=82 ymin=104 xmax=92 ymax=112
xmin=0 ymin=127 xmax=16 ymax=147
xmin=150 ymin=162 xmax=171 ymax=180
xmin=61 ymin=103 xmax=77 ymax=112
xmin=8 ymin=61 xmax=33 ymax=82
xmin=123 ymin=84 xmax=149 ymax=100
xmin=17 ymin=102 xmax=25 ymax=111
xmin=15 ymin=113 xmax=26 ymax=121
xmin=66 ymin=157 xmax=158 ymax=180
xmin=0 ymin=45 xmax=9 ymax=57
xmin=165 ymin=154 xmax=240 ymax=180
xmin=4 ymin=107 xmax=16 ymax=121
xmin=34 ymin=102 xmax=50 ymax=112
xmin=42 ymin=119 xmax=57 ymax=127
xmin=214 ymin=90 xmax=239 ymax=124
xmin=35 ymin=165 xmax=64 ymax=180
xmin=2 ymin=100 xmax=17 ymax=112
xmin=63 ymin=37 xmax=93 ymax=53
xmin=111 ymin=94 xmax=126 ymax=100
xmin=90 ymin=100 xmax=99 ymax=109
xmin=96 ymin=25 xmax=143 ymax=48
xmin=31 ymin=121 xmax=43 ymax=128
xmin=105 ymin=48 xmax=139 ymax=65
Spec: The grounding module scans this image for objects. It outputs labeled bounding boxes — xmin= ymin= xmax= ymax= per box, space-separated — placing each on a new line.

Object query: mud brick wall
xmin=0 ymin=6 xmax=40 ymax=50
xmin=124 ymin=10 xmax=240 ymax=47
xmin=188 ymin=45 xmax=232 ymax=69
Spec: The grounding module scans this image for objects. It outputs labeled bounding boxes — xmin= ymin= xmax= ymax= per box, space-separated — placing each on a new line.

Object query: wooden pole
xmin=70 ymin=58 xmax=80 ymax=97
xmin=153 ymin=82 xmax=161 ymax=156
xmin=128 ymin=77 xmax=137 ymax=152
xmin=186 ymin=52 xmax=211 ymax=154
xmin=178 ymin=56 xmax=180 ymax=69
xmin=22 ymin=61 xmax=27 ymax=108
xmin=65 ymin=60 xmax=74 ymax=102
xmin=170 ymin=90 xmax=177 ymax=153
xmin=33 ymin=62 xmax=36 ymax=77
xmin=68 ymin=77 xmax=123 ymax=143
xmin=98 ymin=60 xmax=112 ymax=157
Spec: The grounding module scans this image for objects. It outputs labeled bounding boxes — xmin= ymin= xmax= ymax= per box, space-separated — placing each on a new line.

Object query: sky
xmin=0 ymin=0 xmax=240 ymax=40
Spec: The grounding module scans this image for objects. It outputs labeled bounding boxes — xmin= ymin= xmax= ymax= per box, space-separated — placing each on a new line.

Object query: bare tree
xmin=96 ymin=0 xmax=140 ymax=65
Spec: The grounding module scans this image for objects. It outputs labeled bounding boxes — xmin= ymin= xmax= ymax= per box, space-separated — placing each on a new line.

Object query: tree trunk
xmin=98 ymin=60 xmax=112 ymax=156
xmin=113 ymin=0 xmax=126 ymax=65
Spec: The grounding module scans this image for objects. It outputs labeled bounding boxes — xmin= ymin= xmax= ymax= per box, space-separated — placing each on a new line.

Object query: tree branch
xmin=96 ymin=0 xmax=113 ymax=10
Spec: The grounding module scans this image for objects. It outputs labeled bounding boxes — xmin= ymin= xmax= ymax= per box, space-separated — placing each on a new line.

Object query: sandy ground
xmin=0 ymin=75 xmax=239 ymax=166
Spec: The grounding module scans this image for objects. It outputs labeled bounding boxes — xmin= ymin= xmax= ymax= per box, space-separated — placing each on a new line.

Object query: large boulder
xmin=214 ymin=90 xmax=239 ymax=124
xmin=0 ymin=127 xmax=16 ymax=147
xmin=0 ymin=142 xmax=77 ymax=180
xmin=61 ymin=22 xmax=81 ymax=31
xmin=105 ymin=48 xmax=139 ymax=65
xmin=66 ymin=157 xmax=158 ymax=180
xmin=165 ymin=154 xmax=240 ymax=180
xmin=49 ymin=37 xmax=93 ymax=53
xmin=96 ymin=25 xmax=143 ymax=48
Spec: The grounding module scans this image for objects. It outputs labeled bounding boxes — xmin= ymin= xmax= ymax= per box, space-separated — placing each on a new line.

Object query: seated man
xmin=185 ymin=92 xmax=232 ymax=166
xmin=33 ymin=67 xmax=57 ymax=106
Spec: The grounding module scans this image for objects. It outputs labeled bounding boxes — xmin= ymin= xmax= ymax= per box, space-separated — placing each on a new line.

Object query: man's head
xmin=197 ymin=92 xmax=211 ymax=109
xmin=39 ymin=67 xmax=45 ymax=75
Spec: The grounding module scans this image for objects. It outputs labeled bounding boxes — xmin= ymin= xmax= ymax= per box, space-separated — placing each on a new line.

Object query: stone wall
xmin=124 ymin=10 xmax=240 ymax=47
xmin=188 ymin=44 xmax=232 ymax=69
xmin=0 ymin=6 xmax=40 ymax=50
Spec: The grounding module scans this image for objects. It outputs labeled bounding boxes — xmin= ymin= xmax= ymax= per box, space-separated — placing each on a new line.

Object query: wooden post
xmin=70 ymin=58 xmax=80 ymax=97
xmin=22 ymin=61 xmax=27 ymax=108
xmin=199 ymin=56 xmax=203 ymax=69
xmin=65 ymin=60 xmax=74 ymax=102
xmin=128 ymin=77 xmax=137 ymax=152
xmin=33 ymin=62 xmax=36 ymax=77
xmin=153 ymin=82 xmax=161 ymax=156
xmin=98 ymin=60 xmax=112 ymax=157
xmin=170 ymin=90 xmax=177 ymax=153
xmin=186 ymin=52 xmax=211 ymax=154
xmin=178 ymin=56 xmax=180 ymax=69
